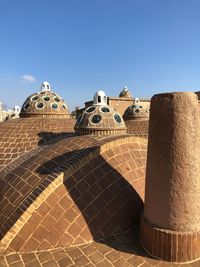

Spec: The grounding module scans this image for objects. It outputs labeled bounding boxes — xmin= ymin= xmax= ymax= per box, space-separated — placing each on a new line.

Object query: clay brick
xmin=25 ymin=259 xmax=41 ymax=267
xmin=58 ymin=233 xmax=74 ymax=246
xmin=9 ymin=235 xmax=25 ymax=251
xmin=67 ymin=247 xmax=83 ymax=259
xmin=54 ymin=185 xmax=67 ymax=197
xmin=68 ymin=187 xmax=80 ymax=199
xmin=74 ymin=254 xmax=90 ymax=266
xmin=0 ymin=257 xmax=8 ymax=267
xmin=41 ymin=215 xmax=57 ymax=231
xmin=5 ymin=253 xmax=21 ymax=264
xmin=21 ymin=237 xmax=40 ymax=252
xmin=64 ymin=207 xmax=78 ymax=223
xmin=105 ymin=250 xmax=121 ymax=262
xmin=18 ymin=225 xmax=32 ymax=241
xmin=108 ymin=157 xmax=118 ymax=167
xmin=80 ymin=227 xmax=92 ymax=241
xmin=26 ymin=176 xmax=40 ymax=187
xmin=89 ymin=184 xmax=102 ymax=197
xmin=46 ymin=229 xmax=61 ymax=246
xmin=32 ymin=225 xmax=49 ymax=242
xmin=96 ymin=259 xmax=113 ymax=267
xmin=27 ymin=212 xmax=43 ymax=228
xmin=87 ymin=251 xmax=104 ymax=265
xmin=49 ymin=204 xmax=65 ymax=221
xmin=59 ymin=195 xmax=72 ymax=209
xmin=36 ymin=202 xmax=51 ymax=217
xmin=52 ymin=249 xmax=67 ymax=260
xmin=76 ymin=215 xmax=87 ymax=229
xmin=68 ymin=222 xmax=82 ymax=238
xmin=38 ymin=240 xmax=54 ymax=250
xmin=80 ymin=191 xmax=94 ymax=206
xmin=1 ymin=202 xmax=14 ymax=216
xmin=9 ymin=191 xmax=21 ymax=202
xmin=9 ymin=261 xmax=24 ymax=267
xmin=75 ymin=180 xmax=89 ymax=192
xmin=58 ymin=256 xmax=74 ymax=267
xmin=37 ymin=251 xmax=54 ymax=263
xmin=56 ymin=217 xmax=70 ymax=234
xmin=104 ymin=149 xmax=115 ymax=159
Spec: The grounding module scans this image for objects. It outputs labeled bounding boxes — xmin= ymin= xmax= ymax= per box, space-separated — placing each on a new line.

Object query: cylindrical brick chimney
xmin=140 ymin=92 xmax=200 ymax=263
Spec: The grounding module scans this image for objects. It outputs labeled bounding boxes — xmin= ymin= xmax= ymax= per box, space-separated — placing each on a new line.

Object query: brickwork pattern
xmin=140 ymin=215 xmax=200 ymax=263
xmin=76 ymin=128 xmax=127 ymax=136
xmin=125 ymin=120 xmax=149 ymax=138
xmin=0 ymin=117 xmax=75 ymax=170
xmin=108 ymin=98 xmax=134 ymax=115
xmin=0 ymin=135 xmax=147 ymax=253
xmin=1 ymin=228 xmax=199 ymax=267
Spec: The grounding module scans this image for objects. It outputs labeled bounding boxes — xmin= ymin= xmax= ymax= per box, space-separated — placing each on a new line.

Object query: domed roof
xmin=119 ymin=86 xmax=132 ymax=98
xmin=75 ymin=91 xmax=127 ymax=136
xmin=123 ymin=98 xmax=149 ymax=120
xmin=20 ymin=82 xmax=70 ymax=118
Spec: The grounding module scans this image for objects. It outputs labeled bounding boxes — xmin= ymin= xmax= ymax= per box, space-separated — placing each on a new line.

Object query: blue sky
xmin=1 ymin=0 xmax=200 ymax=111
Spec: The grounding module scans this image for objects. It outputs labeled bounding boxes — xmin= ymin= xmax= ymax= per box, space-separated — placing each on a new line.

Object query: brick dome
xmin=20 ymin=82 xmax=70 ymax=118
xmin=123 ymin=98 xmax=149 ymax=121
xmin=119 ymin=86 xmax=132 ymax=98
xmin=75 ymin=91 xmax=127 ymax=135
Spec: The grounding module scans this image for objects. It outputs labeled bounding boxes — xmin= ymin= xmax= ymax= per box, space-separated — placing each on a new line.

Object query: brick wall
xmin=108 ymin=98 xmax=134 ymax=116
xmin=125 ymin=120 xmax=149 ymax=138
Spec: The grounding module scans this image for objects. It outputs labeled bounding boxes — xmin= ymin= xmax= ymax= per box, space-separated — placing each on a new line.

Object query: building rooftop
xmin=1 ymin=89 xmax=200 ymax=266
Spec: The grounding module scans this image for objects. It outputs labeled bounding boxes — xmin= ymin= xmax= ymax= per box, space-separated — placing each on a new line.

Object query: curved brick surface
xmin=0 ymin=117 xmax=75 ymax=171
xmin=140 ymin=215 xmax=200 ymax=263
xmin=1 ymin=229 xmax=199 ymax=267
xmin=0 ymin=135 xmax=147 ymax=253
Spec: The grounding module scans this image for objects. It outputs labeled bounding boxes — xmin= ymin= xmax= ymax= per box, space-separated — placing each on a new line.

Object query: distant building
xmin=77 ymin=86 xmax=150 ymax=117
xmin=76 ymin=86 xmax=150 ymax=137
xmin=0 ymin=102 xmax=21 ymax=122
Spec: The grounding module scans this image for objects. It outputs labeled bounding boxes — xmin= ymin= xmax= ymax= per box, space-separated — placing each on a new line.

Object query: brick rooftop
xmin=0 ymin=113 xmax=198 ymax=266
xmin=1 ymin=228 xmax=200 ymax=266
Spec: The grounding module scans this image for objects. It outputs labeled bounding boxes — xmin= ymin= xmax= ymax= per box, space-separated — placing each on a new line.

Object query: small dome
xmin=20 ymin=82 xmax=70 ymax=118
xmin=13 ymin=106 xmax=20 ymax=112
xmin=123 ymin=98 xmax=149 ymax=120
xmin=119 ymin=86 xmax=132 ymax=98
xmin=75 ymin=91 xmax=127 ymax=136
xmin=40 ymin=81 xmax=51 ymax=92
xmin=93 ymin=90 xmax=107 ymax=105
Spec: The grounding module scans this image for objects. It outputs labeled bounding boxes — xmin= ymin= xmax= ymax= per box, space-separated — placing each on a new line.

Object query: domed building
xmin=75 ymin=90 xmax=127 ymax=135
xmin=1 ymin=87 xmax=197 ymax=266
xmin=123 ymin=98 xmax=150 ymax=120
xmin=0 ymin=90 xmax=148 ymax=265
xmin=0 ymin=82 xmax=75 ymax=171
xmin=20 ymin=81 xmax=70 ymax=118
xmin=123 ymin=98 xmax=150 ymax=137
xmin=119 ymin=86 xmax=132 ymax=98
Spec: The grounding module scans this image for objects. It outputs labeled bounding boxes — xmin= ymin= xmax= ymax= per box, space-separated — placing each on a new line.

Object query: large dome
xmin=75 ymin=90 xmax=127 ymax=135
xmin=20 ymin=82 xmax=70 ymax=118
